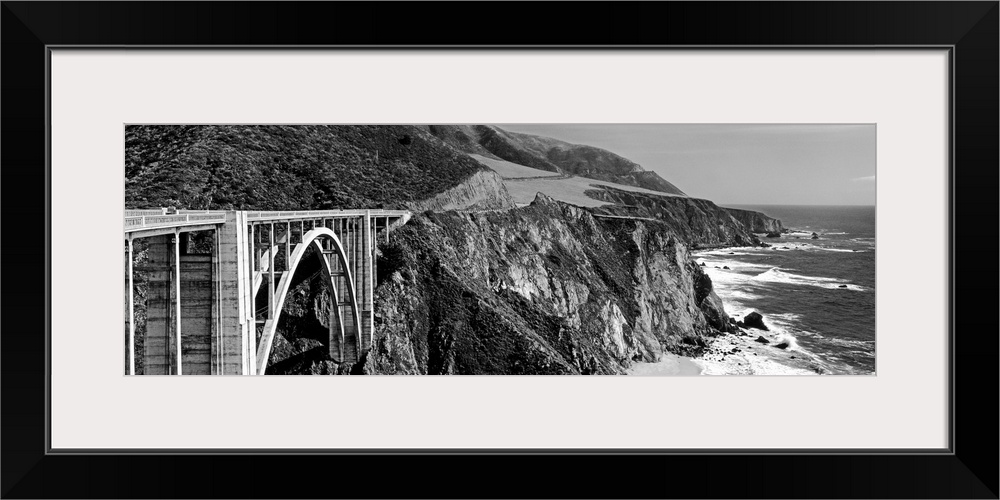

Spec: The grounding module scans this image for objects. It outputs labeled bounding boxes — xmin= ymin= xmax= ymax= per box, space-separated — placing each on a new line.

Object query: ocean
xmin=694 ymin=205 xmax=876 ymax=375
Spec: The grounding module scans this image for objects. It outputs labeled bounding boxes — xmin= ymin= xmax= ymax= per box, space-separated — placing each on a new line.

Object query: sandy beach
xmin=626 ymin=352 xmax=703 ymax=376
xmin=627 ymin=330 xmax=820 ymax=376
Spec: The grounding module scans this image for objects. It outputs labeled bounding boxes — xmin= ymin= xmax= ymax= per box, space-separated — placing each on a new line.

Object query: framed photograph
xmin=3 ymin=2 xmax=996 ymax=498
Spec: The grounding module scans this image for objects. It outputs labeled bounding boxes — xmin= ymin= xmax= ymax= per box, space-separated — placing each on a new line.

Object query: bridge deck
xmin=125 ymin=209 xmax=412 ymax=237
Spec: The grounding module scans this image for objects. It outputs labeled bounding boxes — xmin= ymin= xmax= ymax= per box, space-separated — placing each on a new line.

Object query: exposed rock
xmin=364 ymin=196 xmax=732 ymax=374
xmin=726 ymin=207 xmax=784 ymax=234
xmin=743 ymin=312 xmax=769 ymax=331
xmin=584 ymin=186 xmax=782 ymax=247
xmin=754 ymin=336 xmax=769 ymax=344
xmin=774 ymin=342 xmax=789 ymax=349
xmin=811 ymin=232 xmax=819 ymax=240
xmin=722 ymin=266 xmax=730 ymax=270
xmin=838 ymin=284 xmax=848 ymax=288
xmin=408 ymin=169 xmax=516 ymax=212
xmin=765 ymin=231 xmax=782 ymax=238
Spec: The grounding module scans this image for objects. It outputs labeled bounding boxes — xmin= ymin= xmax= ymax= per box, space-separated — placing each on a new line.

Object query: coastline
xmin=626 ymin=323 xmax=819 ymax=376
xmin=628 ymin=242 xmax=824 ymax=376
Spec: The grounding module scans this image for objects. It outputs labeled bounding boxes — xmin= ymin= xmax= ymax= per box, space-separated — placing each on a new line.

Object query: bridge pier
xmin=360 ymin=210 xmax=373 ymax=353
xmin=142 ymin=234 xmax=177 ymax=374
xmin=216 ymin=211 xmax=253 ymax=375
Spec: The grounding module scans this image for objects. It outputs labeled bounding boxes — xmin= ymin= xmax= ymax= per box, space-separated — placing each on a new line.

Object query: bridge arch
xmin=255 ymin=227 xmax=362 ymax=375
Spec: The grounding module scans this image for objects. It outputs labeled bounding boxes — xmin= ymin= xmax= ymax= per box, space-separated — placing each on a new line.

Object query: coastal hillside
xmin=125 ymin=125 xmax=512 ymax=211
xmin=424 ymin=125 xmax=686 ymax=195
xmin=466 ymin=153 xmax=783 ymax=243
xmin=587 ymin=186 xmax=780 ymax=247
xmin=363 ymin=194 xmax=731 ymax=374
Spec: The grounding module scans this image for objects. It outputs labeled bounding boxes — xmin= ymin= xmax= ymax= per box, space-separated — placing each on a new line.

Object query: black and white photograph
xmin=124 ymin=124 xmax=876 ymax=376
xmin=8 ymin=1 xmax=995 ymax=496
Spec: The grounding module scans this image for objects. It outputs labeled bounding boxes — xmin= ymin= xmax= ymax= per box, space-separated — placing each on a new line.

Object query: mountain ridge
xmin=422 ymin=125 xmax=687 ymax=195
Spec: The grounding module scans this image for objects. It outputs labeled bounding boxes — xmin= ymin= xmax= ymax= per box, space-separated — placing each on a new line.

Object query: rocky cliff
xmin=725 ymin=207 xmax=784 ymax=234
xmin=361 ymin=194 xmax=732 ymax=375
xmin=407 ymin=170 xmax=516 ymax=212
xmin=584 ymin=186 xmax=782 ymax=247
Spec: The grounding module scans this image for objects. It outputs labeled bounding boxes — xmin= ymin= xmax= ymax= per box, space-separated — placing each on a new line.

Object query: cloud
xmin=852 ymin=175 xmax=876 ymax=182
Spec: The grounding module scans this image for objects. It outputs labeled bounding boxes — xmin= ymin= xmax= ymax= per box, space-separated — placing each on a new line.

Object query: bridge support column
xmin=360 ymin=211 xmax=373 ymax=353
xmin=179 ymin=250 xmax=213 ymax=375
xmin=143 ymin=234 xmax=176 ymax=374
xmin=216 ymin=211 xmax=253 ymax=375
xmin=125 ymin=237 xmax=135 ymax=375
xmin=336 ymin=218 xmax=360 ymax=365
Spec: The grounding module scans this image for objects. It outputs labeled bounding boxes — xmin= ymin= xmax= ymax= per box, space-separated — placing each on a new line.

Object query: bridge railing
xmin=245 ymin=209 xmax=411 ymax=222
xmin=125 ymin=209 xmax=168 ymax=217
xmin=125 ymin=213 xmax=228 ymax=232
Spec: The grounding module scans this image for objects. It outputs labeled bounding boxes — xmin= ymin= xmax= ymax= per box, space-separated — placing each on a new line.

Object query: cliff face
xmin=362 ymin=194 xmax=730 ymax=375
xmin=407 ymin=170 xmax=516 ymax=212
xmin=584 ymin=187 xmax=781 ymax=247
xmin=724 ymin=207 xmax=784 ymax=234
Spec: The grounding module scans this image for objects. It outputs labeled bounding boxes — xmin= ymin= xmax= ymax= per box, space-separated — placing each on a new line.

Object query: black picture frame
xmin=2 ymin=2 xmax=996 ymax=498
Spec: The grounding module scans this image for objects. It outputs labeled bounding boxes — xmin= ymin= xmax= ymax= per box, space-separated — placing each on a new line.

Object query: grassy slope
xmin=468 ymin=153 xmax=685 ymax=208
xmin=125 ymin=125 xmax=489 ymax=210
xmin=424 ymin=125 xmax=688 ymax=195
xmin=468 ymin=154 xmax=564 ymax=179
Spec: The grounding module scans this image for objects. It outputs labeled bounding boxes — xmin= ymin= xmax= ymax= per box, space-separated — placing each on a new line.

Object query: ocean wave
xmin=710 ymin=298 xmax=874 ymax=374
xmin=702 ymin=265 xmax=864 ymax=292
xmin=699 ymin=259 xmax=772 ymax=270
xmin=768 ymin=243 xmax=860 ymax=253
xmin=693 ymin=247 xmax=764 ymax=257
xmin=753 ymin=268 xmax=865 ymax=291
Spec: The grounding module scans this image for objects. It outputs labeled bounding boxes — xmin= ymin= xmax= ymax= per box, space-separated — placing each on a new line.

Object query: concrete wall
xmin=179 ymin=254 xmax=213 ymax=375
xmin=143 ymin=234 xmax=174 ymax=375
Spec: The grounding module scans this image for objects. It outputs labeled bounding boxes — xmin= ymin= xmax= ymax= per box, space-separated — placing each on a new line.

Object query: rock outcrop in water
xmin=361 ymin=194 xmax=731 ymax=375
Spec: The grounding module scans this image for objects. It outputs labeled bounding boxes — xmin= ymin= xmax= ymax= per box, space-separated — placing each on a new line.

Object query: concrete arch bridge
xmin=124 ymin=209 xmax=411 ymax=375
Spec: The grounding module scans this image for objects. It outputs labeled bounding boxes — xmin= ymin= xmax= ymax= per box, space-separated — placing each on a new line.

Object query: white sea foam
xmin=699 ymin=259 xmax=771 ymax=271
xmin=692 ymin=243 xmax=874 ymax=375
xmin=753 ymin=268 xmax=865 ymax=291
xmin=767 ymin=242 xmax=858 ymax=253
xmin=693 ymin=247 xmax=765 ymax=257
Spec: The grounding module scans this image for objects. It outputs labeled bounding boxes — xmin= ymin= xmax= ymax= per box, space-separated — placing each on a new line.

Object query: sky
xmin=497 ymin=124 xmax=876 ymax=206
